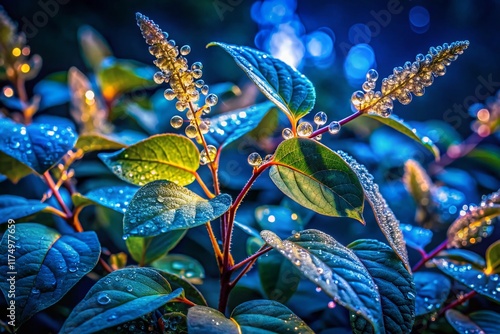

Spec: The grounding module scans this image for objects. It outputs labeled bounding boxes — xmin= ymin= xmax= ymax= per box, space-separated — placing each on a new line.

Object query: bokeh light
xmin=409 ymin=6 xmax=430 ymax=34
xmin=343 ymin=43 xmax=376 ymax=87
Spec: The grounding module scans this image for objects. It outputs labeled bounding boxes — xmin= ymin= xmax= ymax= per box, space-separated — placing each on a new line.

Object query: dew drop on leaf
xmin=97 ymin=292 xmax=111 ymax=305
xmin=297 ymin=122 xmax=313 ymax=137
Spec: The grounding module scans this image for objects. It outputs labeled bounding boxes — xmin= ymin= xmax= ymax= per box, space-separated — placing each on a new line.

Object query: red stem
xmin=438 ymin=290 xmax=477 ymax=316
xmin=412 ymin=240 xmax=448 ymax=272
xmin=309 ymin=110 xmax=363 ymax=138
xmin=43 ymin=172 xmax=72 ymax=218
xmin=231 ymin=246 xmax=271 ymax=272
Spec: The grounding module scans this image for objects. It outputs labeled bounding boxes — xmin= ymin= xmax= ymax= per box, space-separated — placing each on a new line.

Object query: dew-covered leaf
xmin=435 ymin=249 xmax=486 ymax=270
xmin=126 ymin=230 xmax=186 ymax=265
xmin=366 ymin=114 xmax=439 ymax=159
xmin=258 ymin=250 xmax=301 ymax=304
xmin=78 ymin=25 xmax=113 ymax=70
xmin=255 ymin=205 xmax=304 ymax=239
xmin=447 ymin=204 xmax=500 ymax=248
xmin=469 ymin=310 xmax=500 ymax=334
xmin=231 ymin=299 xmax=314 ymax=333
xmin=208 ymin=42 xmax=315 ymax=123
xmin=413 ymin=272 xmax=451 ymax=316
xmin=152 ymin=254 xmax=205 ymax=284
xmin=60 ymin=268 xmax=181 ymax=334
xmin=204 ymin=101 xmax=274 ymax=148
xmin=270 ymin=138 xmax=364 ymax=222
xmin=97 ymin=57 xmax=156 ymax=102
xmin=34 ymin=77 xmax=70 ymax=111
xmin=75 ymin=130 xmax=146 ymax=153
xmin=0 ymin=223 xmax=100 ymax=326
xmin=157 ymin=270 xmax=207 ymax=306
xmin=434 ymin=259 xmax=500 ymax=303
xmin=400 ymin=224 xmax=433 ymax=252
xmin=0 ymin=195 xmax=49 ymax=224
xmin=486 ymin=240 xmax=500 ymax=275
xmin=0 ymin=117 xmax=77 ymax=181
xmin=99 ymin=134 xmax=200 ymax=186
xmin=445 ymin=309 xmax=485 ymax=334
xmin=337 ymin=151 xmax=410 ymax=271
xmin=348 ymin=239 xmax=415 ymax=334
xmin=261 ymin=229 xmax=385 ymax=333
xmin=187 ymin=305 xmax=239 ymax=333
xmin=71 ymin=185 xmax=139 ymax=214
xmin=123 ymin=180 xmax=231 ymax=238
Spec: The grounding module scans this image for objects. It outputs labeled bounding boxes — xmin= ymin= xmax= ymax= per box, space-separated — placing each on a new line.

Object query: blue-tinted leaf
xmin=187 ymin=306 xmax=239 ymax=333
xmin=231 ymin=299 xmax=314 ymax=333
xmin=348 ymin=239 xmax=415 ymax=334
xmin=400 ymin=224 xmax=433 ymax=252
xmin=205 ymin=102 xmax=274 ymax=148
xmin=34 ymin=79 xmax=70 ymax=110
xmin=234 ymin=221 xmax=261 ymax=239
xmin=0 ymin=195 xmax=48 ymax=224
xmin=261 ymin=229 xmax=385 ymax=333
xmin=208 ymin=42 xmax=316 ymax=123
xmin=157 ymin=270 xmax=207 ymax=306
xmin=0 ymin=117 xmax=77 ymax=180
xmin=60 ymin=268 xmax=181 ymax=334
xmin=435 ymin=249 xmax=486 ymax=270
xmin=445 ymin=309 xmax=485 ymax=334
xmin=123 ymin=180 xmax=231 ymax=238
xmin=255 ymin=205 xmax=304 ymax=239
xmin=434 ymin=259 xmax=500 ymax=303
xmin=469 ymin=310 xmax=500 ymax=334
xmin=413 ymin=272 xmax=451 ymax=316
xmin=126 ymin=230 xmax=186 ymax=265
xmin=152 ymin=254 xmax=205 ymax=284
xmin=0 ymin=95 xmax=23 ymax=110
xmin=72 ymin=185 xmax=138 ymax=214
xmin=0 ymin=223 xmax=100 ymax=326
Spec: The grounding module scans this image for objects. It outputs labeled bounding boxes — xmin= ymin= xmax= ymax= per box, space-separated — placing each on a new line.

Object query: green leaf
xmin=269 ymin=138 xmax=364 ymax=222
xmin=78 ymin=25 xmax=113 ymax=70
xmin=447 ymin=204 xmax=500 ymax=248
xmin=400 ymin=223 xmax=433 ymax=252
xmin=469 ymin=310 xmax=500 ymax=334
xmin=435 ymin=249 xmax=486 ymax=270
xmin=0 ymin=223 xmax=100 ymax=326
xmin=231 ymin=299 xmax=314 ymax=333
xmin=0 ymin=117 xmax=77 ymax=180
xmin=261 ymin=229 xmax=385 ymax=334
xmin=205 ymin=101 xmax=275 ymax=148
xmin=413 ymin=272 xmax=451 ymax=316
xmin=0 ymin=195 xmax=48 ymax=224
xmin=75 ymin=133 xmax=127 ymax=153
xmin=365 ymin=113 xmax=440 ymax=159
xmin=486 ymin=240 xmax=500 ymax=275
xmin=126 ymin=230 xmax=186 ymax=265
xmin=187 ymin=305 xmax=240 ymax=333
xmin=97 ymin=57 xmax=156 ymax=101
xmin=99 ymin=134 xmax=200 ymax=186
xmin=337 ymin=151 xmax=410 ymax=271
xmin=123 ymin=180 xmax=231 ymax=238
xmin=434 ymin=258 xmax=500 ymax=303
xmin=258 ymin=250 xmax=301 ymax=304
xmin=71 ymin=185 xmax=139 ymax=214
xmin=157 ymin=270 xmax=207 ymax=306
xmin=60 ymin=268 xmax=182 ymax=334
xmin=152 ymin=254 xmax=205 ymax=284
xmin=467 ymin=146 xmax=500 ymax=176
xmin=208 ymin=42 xmax=315 ymax=123
xmin=348 ymin=239 xmax=415 ymax=334
xmin=445 ymin=309 xmax=485 ymax=334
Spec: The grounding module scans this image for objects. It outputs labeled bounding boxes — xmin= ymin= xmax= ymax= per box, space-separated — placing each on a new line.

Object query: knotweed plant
xmin=0 ymin=8 xmax=499 ymax=334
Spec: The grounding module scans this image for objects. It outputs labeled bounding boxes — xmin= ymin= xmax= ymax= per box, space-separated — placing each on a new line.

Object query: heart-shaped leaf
xmin=231 ymin=299 xmax=314 ymax=333
xmin=469 ymin=310 xmax=500 ymax=334
xmin=400 ymin=224 xmax=433 ymax=253
xmin=157 ymin=270 xmax=207 ymax=306
xmin=269 ymin=138 xmax=364 ymax=222
xmin=348 ymin=239 xmax=415 ymax=334
xmin=337 ymin=151 xmax=410 ymax=272
xmin=413 ymin=272 xmax=451 ymax=316
xmin=486 ymin=240 xmax=500 ymax=275
xmin=445 ymin=309 xmax=485 ymax=334
xmin=152 ymin=254 xmax=205 ymax=284
xmin=434 ymin=259 xmax=500 ymax=303
xmin=0 ymin=223 xmax=100 ymax=326
xmin=261 ymin=229 xmax=385 ymax=333
xmin=123 ymin=180 xmax=231 ymax=238
xmin=0 ymin=117 xmax=77 ymax=181
xmin=99 ymin=134 xmax=200 ymax=186
xmin=126 ymin=230 xmax=186 ymax=265
xmin=0 ymin=195 xmax=49 ymax=224
xmin=204 ymin=101 xmax=274 ymax=148
xmin=365 ymin=113 xmax=440 ymax=159
xmin=72 ymin=185 xmax=139 ymax=214
xmin=187 ymin=306 xmax=240 ymax=333
xmin=208 ymin=42 xmax=315 ymax=124
xmin=60 ymin=268 xmax=181 ymax=334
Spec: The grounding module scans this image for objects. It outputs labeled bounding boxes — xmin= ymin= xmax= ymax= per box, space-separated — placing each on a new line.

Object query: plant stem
xmin=42 ymin=172 xmax=72 ymax=218
xmin=99 ymin=257 xmax=114 ymax=273
xmin=309 ymin=110 xmax=363 ymax=138
xmin=173 ymin=297 xmax=196 ymax=307
xmin=231 ymin=246 xmax=271 ymax=271
xmin=412 ymin=240 xmax=448 ymax=272
xmin=229 ymin=247 xmax=272 ymax=287
xmin=438 ymin=290 xmax=477 ymax=316
xmin=194 ymin=172 xmax=215 ymax=198
xmin=205 ymin=222 xmax=223 ymax=268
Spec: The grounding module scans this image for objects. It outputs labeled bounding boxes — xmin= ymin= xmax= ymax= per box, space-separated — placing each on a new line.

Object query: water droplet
xmin=97 ymin=292 xmax=111 ymax=305
xmin=282 ymin=128 xmax=294 ymax=140
xmin=328 ymin=121 xmax=341 ymax=134
xmin=126 ymin=285 xmax=133 ymax=292
xmin=164 ymin=88 xmax=176 ymax=101
xmin=366 ymin=68 xmax=379 ymax=81
xmin=31 ymin=287 xmax=40 ymax=295
xmin=297 ymin=122 xmax=313 ymax=137
xmin=185 ymin=124 xmax=198 ymax=138
xmin=248 ymin=152 xmax=262 ymax=167
xmin=314 ymin=111 xmax=327 ymax=126
xmin=107 ymin=314 xmax=118 ymax=321
xmin=200 ymin=145 xmax=217 ymax=165
xmin=180 ymin=45 xmax=191 ymax=56
xmin=153 ymin=71 xmax=165 ymax=84
xmin=406 ymin=291 xmax=416 ymax=300
xmin=170 ymin=115 xmax=183 ymax=128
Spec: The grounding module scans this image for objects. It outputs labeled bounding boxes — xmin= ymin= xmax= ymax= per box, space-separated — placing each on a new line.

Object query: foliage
xmin=0 ymin=7 xmax=499 ymax=334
